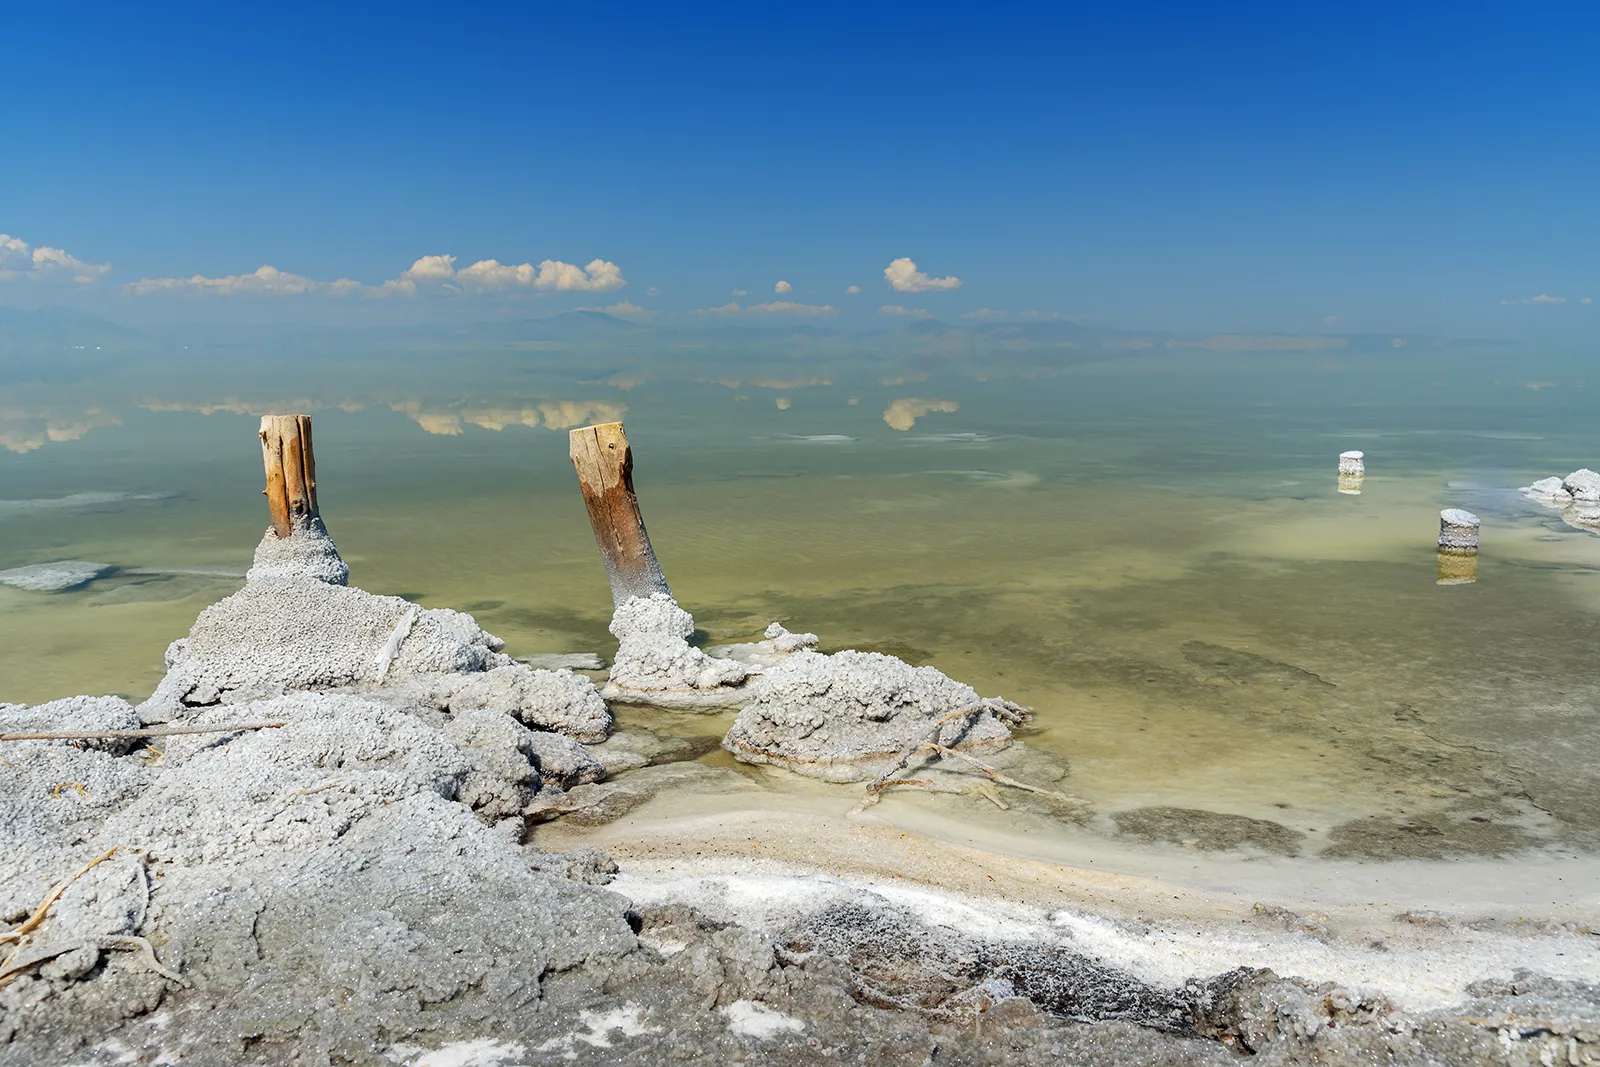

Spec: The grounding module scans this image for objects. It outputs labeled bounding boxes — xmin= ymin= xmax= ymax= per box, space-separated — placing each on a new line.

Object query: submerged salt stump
xmin=722 ymin=649 xmax=1013 ymax=783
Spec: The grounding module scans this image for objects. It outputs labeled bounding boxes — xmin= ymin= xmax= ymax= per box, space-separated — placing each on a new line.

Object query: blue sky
xmin=2 ymin=0 xmax=1596 ymax=337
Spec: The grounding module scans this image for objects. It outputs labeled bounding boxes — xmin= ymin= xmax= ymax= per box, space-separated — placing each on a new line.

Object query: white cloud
xmin=774 ymin=280 xmax=792 ymax=294
xmin=1584 ymin=297 xmax=1594 ymax=305
xmin=884 ymin=257 xmax=961 ymax=293
xmin=456 ymin=259 xmax=536 ymax=289
xmin=747 ymin=300 xmax=836 ymax=316
xmin=124 ymin=264 xmax=319 ymax=296
xmin=731 ymin=288 xmax=748 ymax=296
xmin=0 ymin=233 xmax=110 ymax=285
xmin=1501 ymin=293 xmax=1566 ymax=306
xmin=695 ymin=301 xmax=743 ymax=316
xmin=845 ymin=285 xmax=862 ymax=294
xmin=452 ymin=257 xmax=625 ymax=292
xmin=962 ymin=307 xmax=1004 ymax=319
xmin=125 ymin=251 xmax=625 ymax=297
xmin=538 ymin=258 xmax=625 ymax=291
xmin=880 ymin=304 xmax=932 ymax=319
xmin=403 ymin=254 xmax=457 ymax=282
xmin=0 ymin=235 xmax=28 ymax=266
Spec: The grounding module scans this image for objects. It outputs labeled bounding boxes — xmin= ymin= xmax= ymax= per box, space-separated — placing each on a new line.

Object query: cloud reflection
xmin=390 ymin=399 xmax=629 ymax=437
xmin=882 ymin=397 xmax=959 ymax=431
xmin=0 ymin=408 xmax=122 ymax=453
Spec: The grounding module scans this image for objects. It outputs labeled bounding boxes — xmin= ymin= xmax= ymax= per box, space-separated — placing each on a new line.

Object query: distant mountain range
xmin=0 ymin=304 xmax=1512 ymax=383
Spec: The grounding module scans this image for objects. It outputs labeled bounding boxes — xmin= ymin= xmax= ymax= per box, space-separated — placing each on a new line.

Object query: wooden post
xmin=259 ymin=414 xmax=319 ymax=538
xmin=568 ymin=422 xmax=671 ymax=607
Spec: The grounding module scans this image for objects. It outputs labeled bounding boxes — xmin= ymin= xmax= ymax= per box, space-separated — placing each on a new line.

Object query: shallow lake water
xmin=4 ymin=340 xmax=1600 ymax=881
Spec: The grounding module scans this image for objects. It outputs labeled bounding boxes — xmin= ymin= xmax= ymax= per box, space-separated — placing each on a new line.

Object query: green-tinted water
xmin=4 ymin=344 xmax=1599 ymax=865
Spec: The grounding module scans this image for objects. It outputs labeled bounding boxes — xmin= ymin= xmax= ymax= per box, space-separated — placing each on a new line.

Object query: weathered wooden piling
xmin=568 ymin=422 xmax=671 ymax=607
xmin=259 ymin=414 xmax=319 ymax=538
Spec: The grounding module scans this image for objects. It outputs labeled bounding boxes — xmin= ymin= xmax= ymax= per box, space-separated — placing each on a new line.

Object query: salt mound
xmin=1564 ymin=469 xmax=1600 ymax=502
xmin=1521 ymin=476 xmax=1572 ymax=505
xmin=706 ymin=622 xmax=821 ymax=668
xmin=0 ymin=690 xmax=640 ymax=1059
xmin=601 ymin=593 xmax=753 ymax=710
xmin=722 ymin=649 xmax=1014 ymax=783
xmin=244 ymin=518 xmax=349 ymax=585
xmin=141 ymin=525 xmax=610 ymax=741
xmin=1518 ymin=470 xmax=1600 ymax=536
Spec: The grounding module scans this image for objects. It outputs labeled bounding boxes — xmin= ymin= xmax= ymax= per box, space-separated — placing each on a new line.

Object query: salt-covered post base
xmin=1438 ymin=508 xmax=1480 ymax=553
xmin=599 ymin=593 xmax=756 ymax=712
xmin=1437 ymin=549 xmax=1478 ymax=586
xmin=259 ymin=414 xmax=320 ymax=539
xmin=1337 ymin=473 xmax=1364 ymax=495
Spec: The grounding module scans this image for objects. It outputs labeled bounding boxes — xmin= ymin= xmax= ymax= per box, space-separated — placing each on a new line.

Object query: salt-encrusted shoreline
xmin=4 ymin=520 xmax=1599 ymax=1065
xmin=545 ymin=806 xmax=1600 ymax=1011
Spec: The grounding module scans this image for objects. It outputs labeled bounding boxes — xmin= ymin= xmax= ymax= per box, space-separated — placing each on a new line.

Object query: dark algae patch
xmin=1322 ymin=813 xmax=1540 ymax=860
xmin=1112 ymin=806 xmax=1305 ymax=856
xmin=1180 ymin=641 xmax=1335 ymax=690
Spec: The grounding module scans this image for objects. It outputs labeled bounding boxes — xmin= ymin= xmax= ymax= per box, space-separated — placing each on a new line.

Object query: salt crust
xmin=721 ymin=999 xmax=805 ymax=1039
xmin=142 ymin=522 xmax=610 ymax=741
xmin=1519 ymin=469 xmax=1600 ymax=535
xmin=244 ymin=517 xmax=349 ymax=585
xmin=604 ymin=593 xmax=751 ymax=700
xmin=723 ymin=648 xmax=1013 ymax=783
xmin=0 ymin=689 xmax=641 ymax=1060
xmin=613 ymin=869 xmax=1600 ymax=1016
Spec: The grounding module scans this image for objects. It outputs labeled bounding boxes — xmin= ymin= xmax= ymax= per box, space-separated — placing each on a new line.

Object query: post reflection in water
xmin=1437 ymin=548 xmax=1478 ymax=586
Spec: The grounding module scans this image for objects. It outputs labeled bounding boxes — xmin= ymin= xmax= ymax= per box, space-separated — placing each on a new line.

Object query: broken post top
xmin=569 ymin=422 xmax=671 ymax=607
xmin=259 ymin=414 xmax=320 ymax=538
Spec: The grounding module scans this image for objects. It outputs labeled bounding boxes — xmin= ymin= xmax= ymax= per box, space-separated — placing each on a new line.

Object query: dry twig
xmin=0 ymin=847 xmax=187 ymax=990
xmin=1 ymin=846 xmax=120 ymax=949
xmin=1 ymin=722 xmax=286 ymax=743
xmin=852 ymin=697 xmax=1085 ymax=814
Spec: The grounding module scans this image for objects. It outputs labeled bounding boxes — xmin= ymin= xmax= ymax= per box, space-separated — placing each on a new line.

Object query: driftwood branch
xmin=852 ymin=698 xmax=1086 ymax=814
xmin=1 ymin=722 xmax=286 ymax=743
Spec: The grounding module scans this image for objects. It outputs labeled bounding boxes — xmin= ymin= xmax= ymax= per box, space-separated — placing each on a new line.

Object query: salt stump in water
xmin=1337 ymin=452 xmax=1364 ymax=494
xmin=1438 ymin=508 xmax=1480 ymax=553
xmin=259 ymin=414 xmax=320 ymax=538
xmin=569 ymin=422 xmax=671 ymax=608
